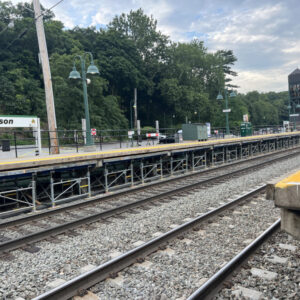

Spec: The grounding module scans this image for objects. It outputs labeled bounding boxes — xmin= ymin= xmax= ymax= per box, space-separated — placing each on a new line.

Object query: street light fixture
xmin=217 ymin=89 xmax=236 ymax=135
xmin=69 ymin=52 xmax=99 ymax=146
xmin=171 ymin=114 xmax=175 ymax=129
xmin=194 ymin=110 xmax=200 ymax=123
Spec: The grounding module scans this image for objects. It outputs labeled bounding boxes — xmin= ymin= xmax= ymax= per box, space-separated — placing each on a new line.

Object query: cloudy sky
xmin=15 ymin=0 xmax=300 ymax=93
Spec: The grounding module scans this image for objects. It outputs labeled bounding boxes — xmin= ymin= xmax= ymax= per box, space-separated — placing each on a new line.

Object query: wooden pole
xmin=33 ymin=0 xmax=59 ymax=154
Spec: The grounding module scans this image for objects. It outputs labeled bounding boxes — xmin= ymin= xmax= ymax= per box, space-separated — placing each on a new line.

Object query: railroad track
xmin=213 ymin=228 xmax=299 ymax=300
xmin=33 ymin=184 xmax=276 ymax=300
xmin=187 ymin=220 xmax=280 ymax=299
xmin=1 ymin=147 xmax=300 ymax=258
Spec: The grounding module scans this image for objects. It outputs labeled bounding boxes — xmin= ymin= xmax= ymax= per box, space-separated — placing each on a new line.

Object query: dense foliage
xmin=0 ymin=2 xmax=289 ymax=130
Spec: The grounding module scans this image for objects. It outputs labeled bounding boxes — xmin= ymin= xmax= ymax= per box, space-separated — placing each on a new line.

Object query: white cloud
xmin=232 ymin=68 xmax=288 ymax=93
xmin=8 ymin=0 xmax=300 ymax=93
xmin=282 ymin=42 xmax=300 ymax=54
xmin=90 ymin=0 xmax=173 ymax=27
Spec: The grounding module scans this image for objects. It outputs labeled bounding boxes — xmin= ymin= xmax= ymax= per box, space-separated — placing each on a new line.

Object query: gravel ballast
xmin=91 ymin=193 xmax=278 ymax=299
xmin=215 ymin=231 xmax=300 ymax=300
xmin=1 ymin=155 xmax=300 ymax=299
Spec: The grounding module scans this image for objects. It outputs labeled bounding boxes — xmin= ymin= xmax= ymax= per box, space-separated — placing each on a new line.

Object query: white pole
xmin=134 ymin=88 xmax=137 ymax=129
xmin=37 ymin=118 xmax=42 ymax=155
xmin=155 ymin=120 xmax=159 ymax=142
xmin=82 ymin=118 xmax=86 ymax=144
xmin=137 ymin=120 xmax=141 ymax=145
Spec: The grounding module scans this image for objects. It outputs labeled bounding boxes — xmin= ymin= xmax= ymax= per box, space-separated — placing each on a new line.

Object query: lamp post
xmin=217 ymin=89 xmax=236 ymax=135
xmin=129 ymin=99 xmax=136 ymax=130
xmin=130 ymin=99 xmax=133 ymax=130
xmin=171 ymin=114 xmax=175 ymax=129
xmin=194 ymin=111 xmax=200 ymax=123
xmin=69 ymin=52 xmax=99 ymax=146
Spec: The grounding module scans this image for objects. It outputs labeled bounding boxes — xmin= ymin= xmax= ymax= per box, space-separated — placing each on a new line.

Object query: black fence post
xmin=14 ymin=131 xmax=18 ymax=158
xmin=99 ymin=131 xmax=102 ymax=151
xmin=75 ymin=130 xmax=78 ymax=153
xmin=48 ymin=131 xmax=51 ymax=154
xmin=119 ymin=130 xmax=122 ymax=148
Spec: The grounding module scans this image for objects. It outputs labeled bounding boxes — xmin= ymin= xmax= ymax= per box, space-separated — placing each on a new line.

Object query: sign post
xmin=82 ymin=119 xmax=86 ymax=144
xmin=155 ymin=120 xmax=159 ymax=142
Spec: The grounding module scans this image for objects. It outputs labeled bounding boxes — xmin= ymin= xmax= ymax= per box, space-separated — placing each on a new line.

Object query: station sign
xmin=206 ymin=122 xmax=211 ymax=137
xmin=91 ymin=128 xmax=97 ymax=136
xmin=243 ymin=114 xmax=249 ymax=122
xmin=128 ymin=130 xmax=134 ymax=138
xmin=290 ymin=114 xmax=299 ymax=117
xmin=0 ymin=115 xmax=38 ymax=127
xmin=222 ymin=109 xmax=231 ymax=113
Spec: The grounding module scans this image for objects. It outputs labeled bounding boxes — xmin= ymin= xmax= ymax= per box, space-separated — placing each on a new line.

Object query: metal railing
xmin=0 ymin=128 xmax=178 ymax=158
xmin=0 ymin=125 xmax=291 ymax=159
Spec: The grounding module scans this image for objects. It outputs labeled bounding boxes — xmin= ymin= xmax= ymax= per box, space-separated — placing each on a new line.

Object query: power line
xmin=3 ymin=0 xmax=65 ymax=48
xmin=47 ymin=0 xmax=64 ymax=12
xmin=0 ymin=21 xmax=14 ymax=35
xmin=35 ymin=0 xmax=65 ymax=21
xmin=6 ymin=28 xmax=28 ymax=49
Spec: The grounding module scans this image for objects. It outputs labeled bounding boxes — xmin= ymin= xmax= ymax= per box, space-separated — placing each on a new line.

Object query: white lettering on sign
xmin=0 ymin=116 xmax=38 ymax=128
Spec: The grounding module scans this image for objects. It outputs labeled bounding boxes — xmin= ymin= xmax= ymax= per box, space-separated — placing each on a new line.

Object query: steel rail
xmin=33 ymin=185 xmax=266 ymax=300
xmin=1 ymin=145 xmax=299 ymax=229
xmin=0 ymin=154 xmax=266 ymax=254
xmin=0 ymin=147 xmax=296 ymax=254
xmin=187 ymin=219 xmax=280 ymax=300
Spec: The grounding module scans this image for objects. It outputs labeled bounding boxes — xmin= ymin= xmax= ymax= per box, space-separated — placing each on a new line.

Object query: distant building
xmin=288 ymin=68 xmax=300 ymax=127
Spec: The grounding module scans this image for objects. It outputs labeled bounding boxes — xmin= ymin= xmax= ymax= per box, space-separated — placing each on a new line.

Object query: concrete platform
xmin=0 ymin=131 xmax=299 ymax=173
xmin=281 ymin=209 xmax=300 ymax=239
xmin=270 ymin=169 xmax=300 ymax=239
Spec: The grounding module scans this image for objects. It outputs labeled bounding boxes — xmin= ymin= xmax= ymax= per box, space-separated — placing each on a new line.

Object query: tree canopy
xmin=0 ymin=2 xmax=289 ymax=130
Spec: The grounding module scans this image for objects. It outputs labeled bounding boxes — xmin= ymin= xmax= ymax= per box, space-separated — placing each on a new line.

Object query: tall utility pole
xmin=134 ymin=88 xmax=137 ymax=129
xmin=33 ymin=0 xmax=59 ymax=154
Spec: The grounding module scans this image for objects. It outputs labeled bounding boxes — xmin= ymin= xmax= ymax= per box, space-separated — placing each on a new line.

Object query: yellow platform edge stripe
xmin=0 ymin=131 xmax=299 ymax=167
xmin=275 ymin=170 xmax=300 ymax=189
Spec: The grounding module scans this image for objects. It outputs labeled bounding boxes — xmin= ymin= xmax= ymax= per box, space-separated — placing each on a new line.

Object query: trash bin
xmin=240 ymin=122 xmax=252 ymax=137
xmin=2 ymin=140 xmax=10 ymax=152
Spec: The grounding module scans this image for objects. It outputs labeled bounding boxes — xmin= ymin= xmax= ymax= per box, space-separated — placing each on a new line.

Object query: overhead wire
xmin=3 ymin=0 xmax=65 ymax=48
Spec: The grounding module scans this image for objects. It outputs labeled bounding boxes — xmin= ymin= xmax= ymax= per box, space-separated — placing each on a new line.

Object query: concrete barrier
xmin=271 ymin=170 xmax=300 ymax=239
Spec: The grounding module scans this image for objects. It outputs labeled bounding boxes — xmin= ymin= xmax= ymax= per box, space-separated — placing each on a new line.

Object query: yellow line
xmin=80 ymin=185 xmax=88 ymax=188
xmin=0 ymin=132 xmax=298 ymax=166
xmin=275 ymin=170 xmax=300 ymax=189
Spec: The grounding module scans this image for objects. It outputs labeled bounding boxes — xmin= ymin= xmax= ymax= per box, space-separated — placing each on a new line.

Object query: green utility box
xmin=240 ymin=122 xmax=252 ymax=137
xmin=182 ymin=124 xmax=208 ymax=141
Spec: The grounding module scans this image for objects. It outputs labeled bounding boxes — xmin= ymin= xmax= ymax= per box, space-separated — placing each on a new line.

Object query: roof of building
xmin=289 ymin=68 xmax=300 ymax=77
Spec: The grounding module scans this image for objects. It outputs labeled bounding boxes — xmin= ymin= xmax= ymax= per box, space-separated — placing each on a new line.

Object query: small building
xmin=182 ymin=123 xmax=208 ymax=141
